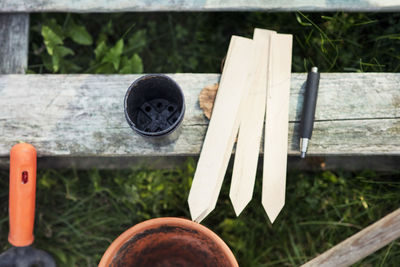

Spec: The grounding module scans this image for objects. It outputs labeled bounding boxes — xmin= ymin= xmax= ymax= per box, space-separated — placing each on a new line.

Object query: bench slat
xmin=1 ymin=0 xmax=400 ymax=12
xmin=0 ymin=14 xmax=29 ymax=74
xmin=0 ymin=73 xmax=399 ymax=158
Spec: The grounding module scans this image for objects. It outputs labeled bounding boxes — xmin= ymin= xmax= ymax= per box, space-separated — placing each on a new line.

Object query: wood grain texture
xmin=230 ymin=29 xmax=272 ymax=216
xmin=0 ymin=73 xmax=399 ymax=158
xmin=188 ymin=36 xmax=255 ymax=223
xmin=1 ymin=0 xmax=400 ymax=12
xmin=0 ymin=14 xmax=29 ymax=74
xmin=302 ymin=208 xmax=400 ymax=267
xmin=262 ymin=33 xmax=293 ymax=223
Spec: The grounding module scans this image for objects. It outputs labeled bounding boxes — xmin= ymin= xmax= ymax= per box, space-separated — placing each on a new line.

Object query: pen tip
xmin=301 ymin=152 xmax=306 ymax=158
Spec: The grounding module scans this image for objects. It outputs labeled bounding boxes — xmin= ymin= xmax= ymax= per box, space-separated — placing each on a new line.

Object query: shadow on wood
xmin=0 ymin=155 xmax=398 ymax=171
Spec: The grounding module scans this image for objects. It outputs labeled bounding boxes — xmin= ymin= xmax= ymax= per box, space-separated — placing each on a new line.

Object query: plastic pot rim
xmin=124 ymin=74 xmax=186 ymax=137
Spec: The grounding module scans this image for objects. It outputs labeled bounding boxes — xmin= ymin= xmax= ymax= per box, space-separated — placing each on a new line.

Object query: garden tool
xmin=0 ymin=143 xmax=56 ymax=267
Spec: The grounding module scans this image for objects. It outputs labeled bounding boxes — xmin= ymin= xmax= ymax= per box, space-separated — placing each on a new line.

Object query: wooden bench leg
xmin=0 ymin=13 xmax=29 ymax=74
xmin=301 ymin=208 xmax=400 ymax=267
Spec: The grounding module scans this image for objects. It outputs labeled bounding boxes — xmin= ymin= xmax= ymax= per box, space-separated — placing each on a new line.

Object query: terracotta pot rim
xmin=98 ymin=217 xmax=238 ymax=267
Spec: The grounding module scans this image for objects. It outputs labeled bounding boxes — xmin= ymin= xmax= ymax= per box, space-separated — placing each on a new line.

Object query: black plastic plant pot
xmin=124 ymin=74 xmax=185 ymax=144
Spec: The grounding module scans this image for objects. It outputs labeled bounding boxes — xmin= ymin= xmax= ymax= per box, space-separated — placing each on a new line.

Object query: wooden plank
xmin=302 ymin=208 xmax=400 ymax=267
xmin=0 ymin=14 xmax=29 ymax=74
xmin=262 ymin=33 xmax=293 ymax=223
xmin=188 ymin=36 xmax=255 ymax=223
xmin=1 ymin=0 xmax=400 ymax=12
xmin=230 ymin=29 xmax=272 ymax=216
xmin=0 ymin=73 xmax=399 ymax=158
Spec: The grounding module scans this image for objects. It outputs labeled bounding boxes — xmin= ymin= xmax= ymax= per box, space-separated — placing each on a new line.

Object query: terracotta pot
xmin=99 ymin=217 xmax=238 ymax=267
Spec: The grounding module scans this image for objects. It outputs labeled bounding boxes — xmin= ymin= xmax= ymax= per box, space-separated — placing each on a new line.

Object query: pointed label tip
xmin=263 ymin=201 xmax=285 ymax=224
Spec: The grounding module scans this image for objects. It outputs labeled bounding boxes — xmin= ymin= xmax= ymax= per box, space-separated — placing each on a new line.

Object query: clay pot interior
xmin=101 ymin=218 xmax=237 ymax=267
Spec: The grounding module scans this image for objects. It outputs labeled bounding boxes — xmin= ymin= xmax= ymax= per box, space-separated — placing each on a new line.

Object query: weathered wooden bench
xmin=1 ymin=1 xmax=400 ymax=266
xmin=1 ymin=1 xmax=399 ymax=171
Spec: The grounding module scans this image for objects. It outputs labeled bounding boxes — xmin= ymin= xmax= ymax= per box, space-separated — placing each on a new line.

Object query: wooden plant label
xmin=262 ymin=33 xmax=293 ymax=223
xmin=230 ymin=29 xmax=274 ymax=216
xmin=188 ymin=35 xmax=255 ymax=223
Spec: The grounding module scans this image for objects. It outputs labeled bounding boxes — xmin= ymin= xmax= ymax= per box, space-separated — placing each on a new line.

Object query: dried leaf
xmin=199 ymin=83 xmax=219 ymax=120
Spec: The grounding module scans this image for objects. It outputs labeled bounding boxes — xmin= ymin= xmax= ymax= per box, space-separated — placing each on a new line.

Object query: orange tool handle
xmin=8 ymin=143 xmax=37 ymax=247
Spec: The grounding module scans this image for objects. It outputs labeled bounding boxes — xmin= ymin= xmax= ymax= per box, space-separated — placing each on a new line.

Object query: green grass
xmin=28 ymin=12 xmax=400 ymax=74
xmin=2 ymin=11 xmax=399 ymax=266
xmin=0 ymin=163 xmax=399 ymax=266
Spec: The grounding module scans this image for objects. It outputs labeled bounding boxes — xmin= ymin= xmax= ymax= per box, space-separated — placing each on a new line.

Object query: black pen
xmin=300 ymin=67 xmax=320 ymax=158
